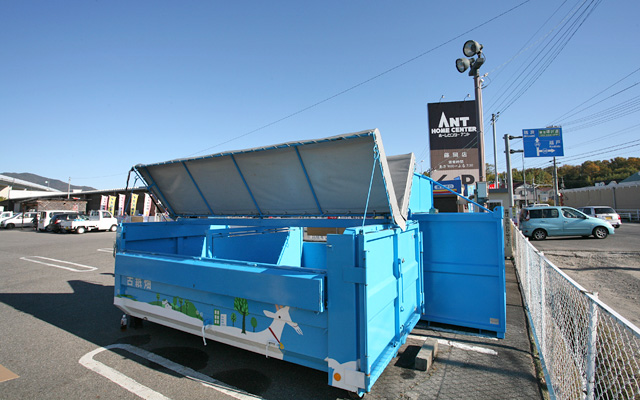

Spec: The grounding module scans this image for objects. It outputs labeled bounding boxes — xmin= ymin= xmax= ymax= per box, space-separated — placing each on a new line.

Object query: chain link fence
xmin=509 ymin=221 xmax=640 ymax=400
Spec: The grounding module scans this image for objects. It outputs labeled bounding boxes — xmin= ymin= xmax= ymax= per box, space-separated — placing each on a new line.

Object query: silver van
xmin=577 ymin=206 xmax=621 ymax=228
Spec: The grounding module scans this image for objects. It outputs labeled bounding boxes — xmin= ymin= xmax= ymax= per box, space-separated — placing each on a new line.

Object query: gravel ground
xmin=542 ymin=250 xmax=640 ymax=328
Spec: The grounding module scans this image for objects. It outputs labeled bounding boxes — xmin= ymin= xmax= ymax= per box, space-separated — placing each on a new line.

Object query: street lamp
xmin=455 ymin=40 xmax=486 ymax=183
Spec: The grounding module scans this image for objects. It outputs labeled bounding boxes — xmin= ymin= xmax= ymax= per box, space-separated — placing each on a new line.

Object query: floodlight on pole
xmin=456 ymin=58 xmax=473 ymax=73
xmin=463 ymin=40 xmax=482 ymax=57
xmin=455 ymin=40 xmax=487 ymax=183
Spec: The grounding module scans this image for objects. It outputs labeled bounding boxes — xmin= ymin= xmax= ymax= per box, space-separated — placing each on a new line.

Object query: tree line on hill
xmin=487 ymin=157 xmax=639 ymax=189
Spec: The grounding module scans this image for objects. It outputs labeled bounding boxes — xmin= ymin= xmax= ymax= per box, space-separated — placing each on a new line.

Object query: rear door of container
xmin=359 ymin=223 xmax=423 ymax=388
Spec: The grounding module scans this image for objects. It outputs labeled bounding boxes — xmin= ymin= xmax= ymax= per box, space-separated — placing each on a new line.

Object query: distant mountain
xmin=2 ymin=172 xmax=96 ymax=192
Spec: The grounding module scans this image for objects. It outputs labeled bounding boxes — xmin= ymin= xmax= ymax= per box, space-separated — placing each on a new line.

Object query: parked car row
xmin=37 ymin=210 xmax=78 ymax=231
xmin=0 ymin=210 xmax=118 ymax=233
xmin=519 ymin=205 xmax=616 ymax=240
xmin=0 ymin=212 xmax=39 ymax=229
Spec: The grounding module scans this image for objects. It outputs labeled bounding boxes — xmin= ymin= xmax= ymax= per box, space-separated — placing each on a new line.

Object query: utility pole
xmin=67 ymin=177 xmax=71 ymax=199
xmin=475 ymin=74 xmax=486 ymax=182
xmin=522 ymin=153 xmax=527 ymax=206
xmin=504 ymin=134 xmax=523 ymax=220
xmin=491 ymin=113 xmax=500 ymax=187
xmin=552 ymin=158 xmax=557 ymax=205
xmin=504 ymin=134 xmax=514 ymax=219
xmin=455 ymin=40 xmax=486 ymax=183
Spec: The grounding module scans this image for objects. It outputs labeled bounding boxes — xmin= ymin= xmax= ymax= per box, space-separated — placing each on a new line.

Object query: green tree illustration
xmin=234 ymin=298 xmax=250 ymax=334
xmin=178 ymin=298 xmax=183 ymax=312
xmin=251 ymin=317 xmax=257 ymax=332
xmin=231 ymin=313 xmax=237 ymax=326
xmin=156 ymin=293 xmax=160 ymax=304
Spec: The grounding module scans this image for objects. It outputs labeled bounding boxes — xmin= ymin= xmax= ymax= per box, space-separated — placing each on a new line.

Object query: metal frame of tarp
xmin=134 ymin=129 xmax=415 ymax=230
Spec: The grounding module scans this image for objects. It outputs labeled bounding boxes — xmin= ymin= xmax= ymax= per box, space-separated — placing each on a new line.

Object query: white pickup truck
xmin=61 ymin=210 xmax=118 ymax=234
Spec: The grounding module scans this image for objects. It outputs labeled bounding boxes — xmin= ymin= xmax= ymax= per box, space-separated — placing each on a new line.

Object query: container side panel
xmin=408 ymin=174 xmax=434 ymax=214
xmin=118 ymin=221 xmax=221 ymax=257
xmin=301 ymin=242 xmax=327 ymax=270
xmin=277 ymin=228 xmax=303 ymax=267
xmin=396 ymin=226 xmax=423 ymax=327
xmin=415 ymin=210 xmax=506 ymax=337
xmin=362 ymin=223 xmax=422 ymax=387
xmin=115 ymin=253 xmax=325 ymax=312
xmin=325 ymin=234 xmax=366 ymax=392
xmin=363 ymin=233 xmax=397 ymax=367
xmin=114 ymin=275 xmax=329 ymax=371
xmin=211 ymin=231 xmax=291 ymax=265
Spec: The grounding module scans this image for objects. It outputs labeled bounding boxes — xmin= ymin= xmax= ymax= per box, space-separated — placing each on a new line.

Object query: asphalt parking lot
xmin=0 ymin=228 xmax=543 ymax=400
xmin=0 ymin=229 xmax=353 ymax=399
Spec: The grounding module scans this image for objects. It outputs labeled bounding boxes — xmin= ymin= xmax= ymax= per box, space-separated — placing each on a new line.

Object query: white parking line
xmin=20 ymin=256 xmax=97 ymax=272
xmin=97 ymin=248 xmax=113 ymax=253
xmin=436 ymin=339 xmax=498 ymax=355
xmin=408 ymin=334 xmax=498 ymax=355
xmin=79 ymin=344 xmax=262 ymax=400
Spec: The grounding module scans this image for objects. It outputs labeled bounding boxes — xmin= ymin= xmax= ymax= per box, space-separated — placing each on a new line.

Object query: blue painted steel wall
xmin=116 ymin=221 xmax=219 ymax=257
xmin=207 ymin=227 xmax=303 ymax=266
xmin=413 ymin=208 xmax=506 ymax=337
xmin=408 ymin=173 xmax=434 ymax=214
xmin=114 ymin=219 xmax=423 ymax=395
xmin=325 ymin=222 xmax=423 ymax=392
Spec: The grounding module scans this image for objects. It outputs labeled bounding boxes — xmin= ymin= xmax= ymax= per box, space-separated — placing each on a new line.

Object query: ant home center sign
xmin=428 ymin=100 xmax=480 ymax=185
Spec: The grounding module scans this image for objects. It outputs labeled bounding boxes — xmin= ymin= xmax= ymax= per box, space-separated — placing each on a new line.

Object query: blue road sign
xmin=523 ymin=128 xmax=564 ymax=158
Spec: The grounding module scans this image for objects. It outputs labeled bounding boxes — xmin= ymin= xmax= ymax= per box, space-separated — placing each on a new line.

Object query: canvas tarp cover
xmin=135 ymin=129 xmax=414 ymax=229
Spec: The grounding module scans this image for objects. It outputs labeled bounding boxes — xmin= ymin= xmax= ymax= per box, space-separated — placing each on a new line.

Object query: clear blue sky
xmin=2 ymin=0 xmax=638 ymax=190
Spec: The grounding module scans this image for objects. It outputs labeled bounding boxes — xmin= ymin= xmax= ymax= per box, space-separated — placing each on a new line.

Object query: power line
xmin=560 ymin=95 xmax=640 ymax=132
xmin=568 ymin=122 xmax=640 ymax=150
xmin=490 ymin=0 xmax=602 ymax=115
xmin=526 ymin=138 xmax=640 ymax=169
xmin=185 ymin=1 xmax=532 ymax=157
xmin=548 ymin=67 xmax=640 ymax=125
xmin=486 ymin=0 xmax=569 ymax=79
xmin=557 ymin=139 xmax=640 ymax=163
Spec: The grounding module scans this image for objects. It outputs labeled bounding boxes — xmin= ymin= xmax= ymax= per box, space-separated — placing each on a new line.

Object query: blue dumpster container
xmin=114 ymin=130 xmax=431 ymax=395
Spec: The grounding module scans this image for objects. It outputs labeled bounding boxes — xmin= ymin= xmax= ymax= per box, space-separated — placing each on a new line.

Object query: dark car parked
xmin=47 ymin=213 xmax=84 ymax=232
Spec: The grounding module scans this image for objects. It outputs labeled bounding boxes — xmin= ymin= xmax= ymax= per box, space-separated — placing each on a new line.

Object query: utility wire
xmin=548 ymin=67 xmax=640 ymax=125
xmin=490 ymin=0 xmax=602 ymax=115
xmin=527 ymin=138 xmax=640 ymax=169
xmin=185 ymin=1 xmax=531 ymax=157
xmin=557 ymin=82 xmax=640 ymax=129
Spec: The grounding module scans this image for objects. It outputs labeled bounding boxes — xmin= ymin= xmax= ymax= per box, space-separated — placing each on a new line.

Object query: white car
xmin=0 ymin=212 xmax=38 ymax=229
xmin=577 ymin=206 xmax=621 ymax=228
xmin=60 ymin=210 xmax=118 ymax=234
